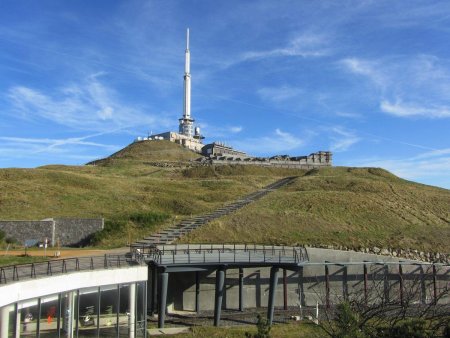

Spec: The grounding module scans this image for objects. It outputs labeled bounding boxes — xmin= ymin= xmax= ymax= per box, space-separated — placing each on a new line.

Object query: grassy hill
xmin=0 ymin=140 xmax=448 ymax=252
xmin=0 ymin=141 xmax=299 ymax=246
xmin=181 ymin=167 xmax=450 ymax=253
xmin=88 ymin=139 xmax=201 ymax=166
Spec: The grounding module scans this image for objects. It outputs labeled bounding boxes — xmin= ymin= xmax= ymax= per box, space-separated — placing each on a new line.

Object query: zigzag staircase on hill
xmin=131 ymin=176 xmax=297 ymax=249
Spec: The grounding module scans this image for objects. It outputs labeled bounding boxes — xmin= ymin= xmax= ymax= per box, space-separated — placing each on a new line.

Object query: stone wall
xmin=54 ymin=218 xmax=104 ymax=247
xmin=0 ymin=220 xmax=54 ymax=246
xmin=0 ymin=218 xmax=104 ymax=247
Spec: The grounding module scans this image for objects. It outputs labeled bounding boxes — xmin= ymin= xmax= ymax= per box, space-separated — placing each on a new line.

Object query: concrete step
xmin=131 ymin=176 xmax=297 ymax=249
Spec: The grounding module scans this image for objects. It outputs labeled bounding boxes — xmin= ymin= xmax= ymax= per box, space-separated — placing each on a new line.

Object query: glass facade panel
xmin=118 ymin=284 xmax=130 ymax=337
xmin=136 ymin=282 xmax=146 ymax=338
xmin=78 ymin=287 xmax=99 ymax=336
xmin=19 ymin=298 xmax=39 ymax=337
xmin=99 ymin=285 xmax=118 ymax=337
xmin=38 ymin=294 xmax=59 ymax=337
xmin=2 ymin=279 xmax=146 ymax=337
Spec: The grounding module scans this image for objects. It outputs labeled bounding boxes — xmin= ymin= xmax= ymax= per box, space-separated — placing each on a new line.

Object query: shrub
xmin=128 ymin=212 xmax=169 ymax=228
xmin=245 ymin=314 xmax=272 ymax=338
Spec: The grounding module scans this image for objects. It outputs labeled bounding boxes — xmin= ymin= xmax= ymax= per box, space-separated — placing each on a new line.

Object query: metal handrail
xmin=0 ymin=254 xmax=136 ymax=286
xmin=146 ymin=245 xmax=309 ymax=265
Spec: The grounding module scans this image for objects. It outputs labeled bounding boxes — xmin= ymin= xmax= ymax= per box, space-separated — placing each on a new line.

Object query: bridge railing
xmin=0 ymin=254 xmax=138 ymax=285
xmin=143 ymin=244 xmax=309 ymax=265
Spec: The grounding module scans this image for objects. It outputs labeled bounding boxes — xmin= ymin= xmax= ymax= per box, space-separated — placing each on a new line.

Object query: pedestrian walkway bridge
xmin=140 ymin=244 xmax=309 ymax=267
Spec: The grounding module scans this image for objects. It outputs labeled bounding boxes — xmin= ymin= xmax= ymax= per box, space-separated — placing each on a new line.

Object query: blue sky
xmin=0 ymin=1 xmax=449 ymax=188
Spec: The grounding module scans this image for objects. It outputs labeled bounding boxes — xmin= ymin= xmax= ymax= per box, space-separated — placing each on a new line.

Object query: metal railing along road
xmin=0 ymin=254 xmax=138 ymax=285
xmin=144 ymin=244 xmax=309 ymax=266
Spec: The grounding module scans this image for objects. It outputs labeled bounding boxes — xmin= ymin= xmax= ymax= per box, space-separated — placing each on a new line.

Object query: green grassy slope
xmin=88 ymin=139 xmax=201 ymax=166
xmin=0 ymin=141 xmax=299 ymax=246
xmin=181 ymin=167 xmax=450 ymax=253
xmin=1 ymin=140 xmax=448 ymax=251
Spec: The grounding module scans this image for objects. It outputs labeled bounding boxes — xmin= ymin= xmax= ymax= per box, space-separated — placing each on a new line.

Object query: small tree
xmin=333 ymin=302 xmax=367 ymax=338
xmin=314 ymin=264 xmax=449 ymax=338
xmin=245 ymin=314 xmax=272 ymax=338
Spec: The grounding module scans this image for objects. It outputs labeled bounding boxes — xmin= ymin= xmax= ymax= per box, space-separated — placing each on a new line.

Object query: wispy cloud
xmin=232 ymin=128 xmax=304 ymax=156
xmin=340 ymin=55 xmax=450 ymax=119
xmin=0 ymin=134 xmax=121 ymax=166
xmin=380 ymin=100 xmax=450 ymax=118
xmin=242 ymin=33 xmax=331 ymax=61
xmin=0 ymin=135 xmax=119 ymax=155
xmin=257 ymin=86 xmax=303 ymax=103
xmin=229 ymin=126 xmax=243 ymax=133
xmin=335 ymin=111 xmax=363 ymax=119
xmin=5 ymin=73 xmax=171 ymax=132
xmin=329 ymin=127 xmax=361 ymax=152
xmin=197 ymin=123 xmax=244 ymax=138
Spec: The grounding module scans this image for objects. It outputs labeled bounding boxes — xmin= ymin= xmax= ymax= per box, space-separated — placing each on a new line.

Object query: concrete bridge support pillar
xmin=129 ymin=283 xmax=136 ymax=338
xmin=195 ymin=272 xmax=200 ymax=313
xmin=158 ymin=272 xmax=169 ymax=329
xmin=419 ymin=265 xmax=426 ymax=305
xmin=325 ymin=265 xmax=330 ymax=309
xmin=267 ymin=266 xmax=279 ymax=325
xmin=150 ymin=266 xmax=157 ymax=314
xmin=238 ymin=268 xmax=244 ymax=312
xmin=384 ymin=265 xmax=390 ymax=303
xmin=343 ymin=266 xmax=348 ymax=301
xmin=214 ymin=267 xmax=225 ymax=326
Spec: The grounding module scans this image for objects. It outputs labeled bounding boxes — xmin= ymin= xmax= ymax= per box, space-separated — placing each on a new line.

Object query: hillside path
xmin=132 ymin=176 xmax=297 ymax=249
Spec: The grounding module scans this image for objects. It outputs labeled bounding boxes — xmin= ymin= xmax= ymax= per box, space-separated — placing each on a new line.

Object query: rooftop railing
xmin=0 ymin=254 xmax=138 ymax=285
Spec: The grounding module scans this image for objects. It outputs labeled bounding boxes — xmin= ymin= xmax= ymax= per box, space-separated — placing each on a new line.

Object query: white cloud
xmin=257 ymin=86 xmax=303 ymax=103
xmin=6 ymin=74 xmax=171 ymax=132
xmin=0 ymin=135 xmax=119 ymax=155
xmin=340 ymin=55 xmax=450 ymax=119
xmin=335 ymin=111 xmax=363 ymax=119
xmin=380 ymin=100 xmax=450 ymax=118
xmin=340 ymin=58 xmax=386 ymax=88
xmin=232 ymin=128 xmax=304 ymax=155
xmin=230 ymin=126 xmax=243 ymax=133
xmin=0 ymin=134 xmax=121 ymax=166
xmin=330 ymin=127 xmax=361 ymax=152
xmin=412 ymin=148 xmax=450 ymax=160
xmin=241 ymin=32 xmax=331 ymax=62
xmin=197 ymin=123 xmax=243 ymax=138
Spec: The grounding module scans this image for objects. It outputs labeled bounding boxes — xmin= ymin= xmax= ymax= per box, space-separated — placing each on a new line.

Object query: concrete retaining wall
xmin=0 ymin=218 xmax=104 ymax=247
xmin=54 ymin=218 xmax=104 ymax=246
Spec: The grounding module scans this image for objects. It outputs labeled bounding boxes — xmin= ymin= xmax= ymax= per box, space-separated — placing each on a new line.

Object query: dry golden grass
xmin=1 ymin=141 xmax=448 ymax=252
xmin=181 ymin=167 xmax=450 ymax=253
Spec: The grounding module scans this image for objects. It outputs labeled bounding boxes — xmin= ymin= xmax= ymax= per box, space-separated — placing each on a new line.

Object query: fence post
xmin=31 ymin=263 xmax=36 ymax=278
xmin=364 ymin=263 xmax=368 ymax=306
xmin=433 ymin=264 xmax=437 ymax=305
xmin=13 ymin=266 xmax=18 ymax=281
